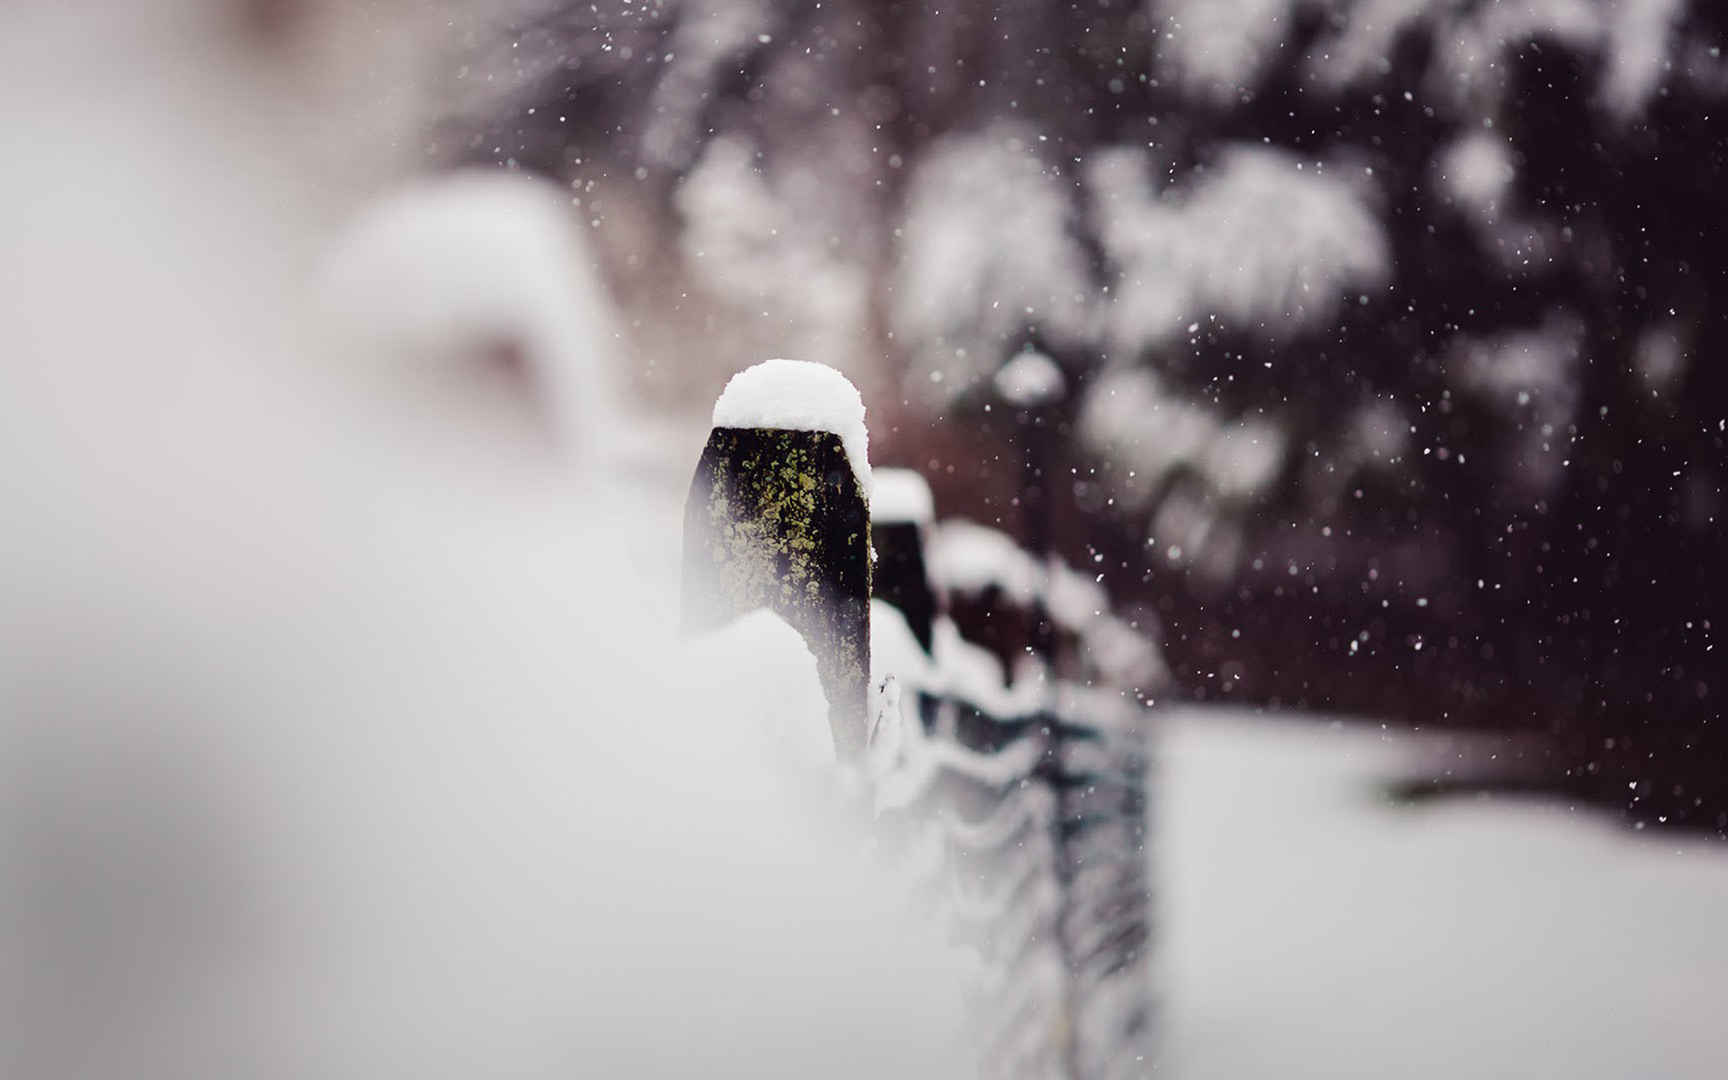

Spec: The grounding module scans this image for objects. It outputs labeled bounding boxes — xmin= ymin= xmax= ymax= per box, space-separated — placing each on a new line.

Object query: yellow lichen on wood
xmin=683 ymin=427 xmax=871 ymax=756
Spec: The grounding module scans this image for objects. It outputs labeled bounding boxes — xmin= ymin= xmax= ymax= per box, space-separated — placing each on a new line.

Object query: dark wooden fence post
xmin=682 ymin=360 xmax=873 ymax=759
xmin=868 ymin=468 xmax=938 ymax=655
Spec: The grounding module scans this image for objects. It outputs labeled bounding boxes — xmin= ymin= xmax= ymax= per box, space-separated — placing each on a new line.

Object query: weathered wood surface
xmin=682 ymin=426 xmax=871 ymax=757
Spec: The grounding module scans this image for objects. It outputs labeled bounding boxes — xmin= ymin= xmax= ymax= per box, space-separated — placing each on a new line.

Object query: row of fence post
xmin=682 ymin=360 xmax=1156 ymax=1078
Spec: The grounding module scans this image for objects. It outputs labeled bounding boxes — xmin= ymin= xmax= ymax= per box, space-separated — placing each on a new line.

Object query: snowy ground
xmin=1161 ymin=709 xmax=1728 ymax=1079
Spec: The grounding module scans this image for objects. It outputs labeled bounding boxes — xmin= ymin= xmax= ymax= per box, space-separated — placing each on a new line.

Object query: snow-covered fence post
xmin=869 ymin=468 xmax=938 ymax=655
xmin=682 ymin=360 xmax=873 ymax=758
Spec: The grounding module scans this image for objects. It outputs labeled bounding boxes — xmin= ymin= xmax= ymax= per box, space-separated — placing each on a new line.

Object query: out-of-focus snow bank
xmin=1164 ymin=709 xmax=1728 ymax=1080
xmin=0 ymin=6 xmax=973 ymax=1078
xmin=321 ymin=172 xmax=625 ymax=461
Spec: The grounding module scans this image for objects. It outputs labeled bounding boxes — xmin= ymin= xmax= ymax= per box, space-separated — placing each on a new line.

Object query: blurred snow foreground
xmin=1163 ymin=709 xmax=1728 ymax=1080
xmin=0 ymin=6 xmax=974 ymax=1078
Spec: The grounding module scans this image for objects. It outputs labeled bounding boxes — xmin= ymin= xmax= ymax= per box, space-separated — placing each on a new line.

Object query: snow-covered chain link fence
xmin=868 ymin=506 xmax=1157 ymax=1080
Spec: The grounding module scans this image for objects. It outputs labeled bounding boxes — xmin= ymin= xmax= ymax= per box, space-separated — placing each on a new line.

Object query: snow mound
xmin=712 ymin=359 xmax=872 ymax=497
xmin=321 ymin=170 xmax=622 ymax=458
xmin=685 ymin=607 xmax=835 ymax=773
xmin=871 ymin=468 xmax=935 ymax=525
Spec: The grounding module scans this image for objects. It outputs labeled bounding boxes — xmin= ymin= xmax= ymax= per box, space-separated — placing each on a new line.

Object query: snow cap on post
xmin=712 ymin=358 xmax=873 ymax=498
xmin=684 ymin=359 xmax=874 ymax=758
xmin=870 ymin=467 xmax=935 ymax=526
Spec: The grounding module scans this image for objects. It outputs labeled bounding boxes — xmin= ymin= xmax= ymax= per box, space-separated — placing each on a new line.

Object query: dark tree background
xmin=438 ymin=0 xmax=1726 ymax=832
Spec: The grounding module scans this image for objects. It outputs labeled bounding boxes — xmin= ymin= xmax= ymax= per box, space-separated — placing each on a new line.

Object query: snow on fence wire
xmin=869 ymin=486 xmax=1159 ymax=1080
xmin=683 ymin=360 xmax=1159 ymax=1078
